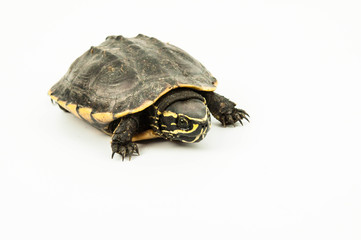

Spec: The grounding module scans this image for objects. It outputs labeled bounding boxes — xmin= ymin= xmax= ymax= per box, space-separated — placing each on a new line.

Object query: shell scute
xmin=49 ymin=34 xmax=217 ymax=127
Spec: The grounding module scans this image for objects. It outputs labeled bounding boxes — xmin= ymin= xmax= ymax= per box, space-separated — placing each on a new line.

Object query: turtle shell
xmin=49 ymin=34 xmax=217 ymax=129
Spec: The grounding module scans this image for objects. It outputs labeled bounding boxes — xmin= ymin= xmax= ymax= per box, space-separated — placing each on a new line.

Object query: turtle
xmin=48 ymin=34 xmax=249 ymax=160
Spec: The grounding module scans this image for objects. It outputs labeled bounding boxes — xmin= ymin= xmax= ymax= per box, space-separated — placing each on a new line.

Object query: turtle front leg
xmin=202 ymin=92 xmax=249 ymax=126
xmin=111 ymin=116 xmax=140 ymax=160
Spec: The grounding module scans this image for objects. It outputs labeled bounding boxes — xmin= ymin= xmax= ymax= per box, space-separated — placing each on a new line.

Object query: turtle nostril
xmin=202 ymin=124 xmax=209 ymax=135
xmin=200 ymin=122 xmax=208 ymax=128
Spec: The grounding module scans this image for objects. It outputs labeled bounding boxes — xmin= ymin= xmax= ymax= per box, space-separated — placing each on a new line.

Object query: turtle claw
xmin=220 ymin=108 xmax=250 ymax=126
xmin=226 ymin=115 xmax=233 ymax=125
xmin=118 ymin=146 xmax=126 ymax=161
xmin=134 ymin=144 xmax=140 ymax=155
xmin=111 ymin=142 xmax=139 ymax=161
xmin=220 ymin=115 xmax=226 ymax=127
xmin=239 ymin=109 xmax=250 ymax=122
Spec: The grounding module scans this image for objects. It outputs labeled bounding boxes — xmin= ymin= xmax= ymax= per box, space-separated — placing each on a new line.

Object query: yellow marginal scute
xmin=132 ymin=129 xmax=161 ymax=142
xmin=113 ymin=99 xmax=155 ymax=119
xmin=92 ymin=112 xmax=114 ymax=124
xmin=78 ymin=107 xmax=94 ymax=123
xmin=48 ymin=90 xmax=59 ymax=102
xmin=57 ymin=100 xmax=67 ymax=109
xmin=65 ymin=103 xmax=80 ymax=118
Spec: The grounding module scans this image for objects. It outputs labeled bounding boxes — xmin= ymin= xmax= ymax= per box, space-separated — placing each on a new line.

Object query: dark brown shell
xmin=49 ymin=34 xmax=217 ymax=125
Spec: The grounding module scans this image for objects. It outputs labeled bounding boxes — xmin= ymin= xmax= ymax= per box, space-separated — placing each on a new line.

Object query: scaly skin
xmin=111 ymin=116 xmax=140 ymax=160
xmin=201 ymin=92 xmax=249 ymax=126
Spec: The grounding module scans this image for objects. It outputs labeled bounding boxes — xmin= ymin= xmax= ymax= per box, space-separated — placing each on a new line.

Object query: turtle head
xmin=152 ymin=90 xmax=211 ymax=143
xmin=160 ymin=99 xmax=211 ymax=143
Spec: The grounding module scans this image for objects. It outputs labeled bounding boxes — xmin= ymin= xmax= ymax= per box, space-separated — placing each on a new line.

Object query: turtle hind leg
xmin=202 ymin=92 xmax=249 ymax=126
xmin=111 ymin=115 xmax=140 ymax=161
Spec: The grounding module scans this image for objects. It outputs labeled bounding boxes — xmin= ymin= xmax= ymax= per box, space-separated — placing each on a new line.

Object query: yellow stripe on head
xmin=162 ymin=111 xmax=178 ymax=118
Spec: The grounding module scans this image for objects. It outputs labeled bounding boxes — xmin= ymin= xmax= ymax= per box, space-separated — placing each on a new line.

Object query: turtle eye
xmin=177 ymin=116 xmax=189 ymax=129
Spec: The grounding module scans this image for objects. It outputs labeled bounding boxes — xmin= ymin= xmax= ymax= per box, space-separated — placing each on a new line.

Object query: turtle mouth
xmin=162 ymin=127 xmax=209 ymax=143
xmin=178 ymin=125 xmax=210 ymax=143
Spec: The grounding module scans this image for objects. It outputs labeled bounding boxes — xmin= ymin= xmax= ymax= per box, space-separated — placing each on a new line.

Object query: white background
xmin=1 ymin=0 xmax=360 ymax=239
